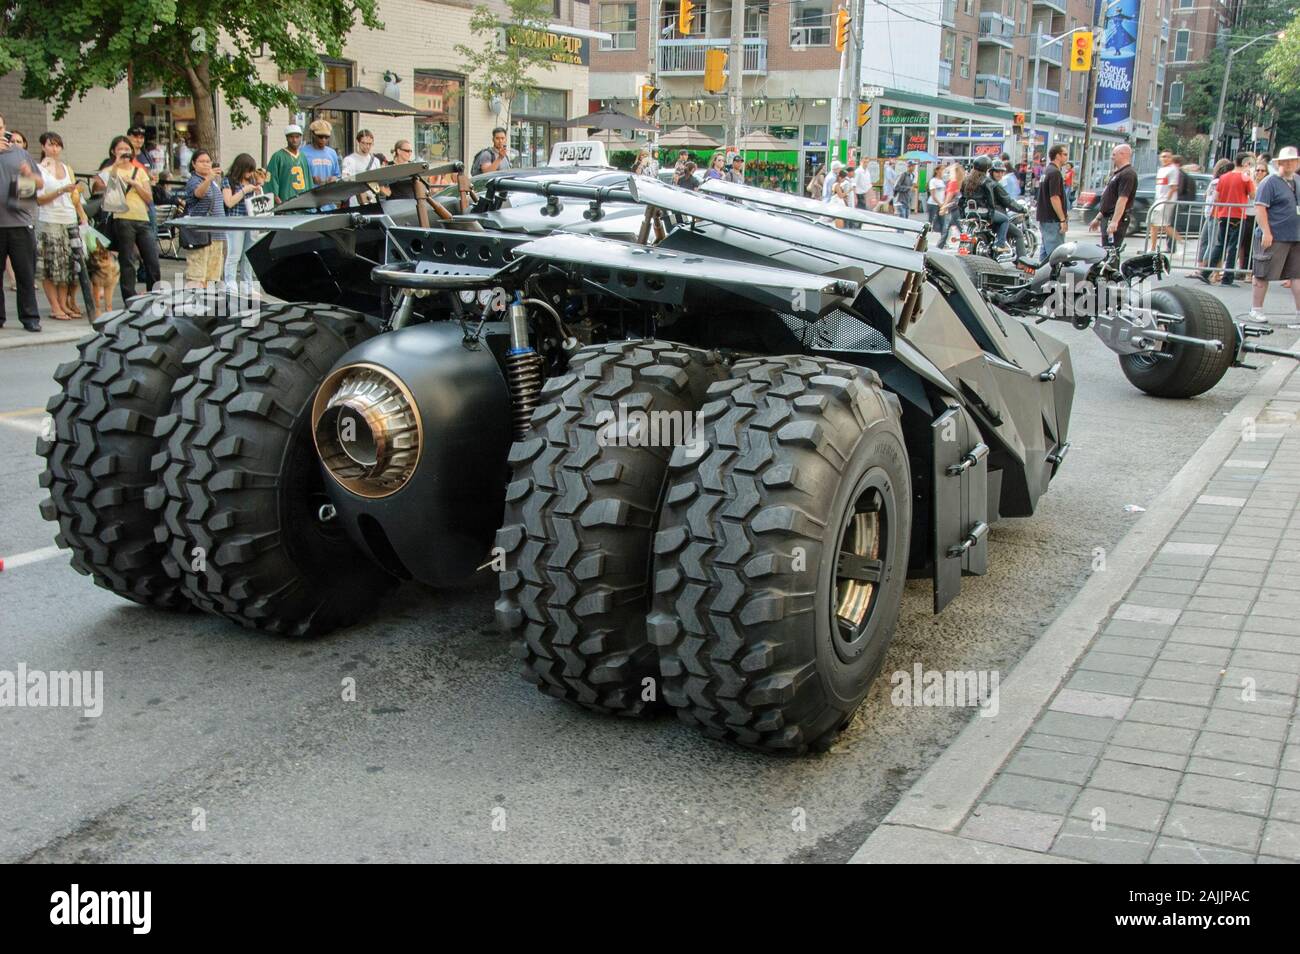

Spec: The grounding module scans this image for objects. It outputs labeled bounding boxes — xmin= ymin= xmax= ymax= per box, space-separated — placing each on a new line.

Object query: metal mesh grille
xmin=781 ymin=309 xmax=892 ymax=353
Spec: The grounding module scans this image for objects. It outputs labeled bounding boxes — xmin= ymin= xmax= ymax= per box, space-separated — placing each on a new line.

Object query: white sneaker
xmin=1247 ymin=309 xmax=1268 ymax=324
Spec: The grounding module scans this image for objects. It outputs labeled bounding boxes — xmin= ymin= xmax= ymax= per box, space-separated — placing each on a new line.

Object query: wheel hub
xmin=831 ymin=476 xmax=890 ymax=661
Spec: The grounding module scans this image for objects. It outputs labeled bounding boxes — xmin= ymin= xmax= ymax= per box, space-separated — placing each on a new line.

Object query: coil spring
xmin=505 ymin=349 xmax=544 ymax=439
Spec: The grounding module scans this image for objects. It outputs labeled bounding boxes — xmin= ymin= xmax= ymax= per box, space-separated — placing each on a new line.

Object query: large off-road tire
xmin=648 ymin=356 xmax=912 ymax=754
xmin=959 ymin=254 xmax=1016 ymax=285
xmin=148 ymin=303 xmax=397 ymax=635
xmin=37 ymin=290 xmax=230 ymax=608
xmin=495 ymin=340 xmax=724 ymax=716
xmin=1119 ymin=285 xmax=1235 ymax=398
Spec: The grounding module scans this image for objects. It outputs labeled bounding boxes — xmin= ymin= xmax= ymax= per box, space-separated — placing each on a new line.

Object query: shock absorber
xmin=505 ymin=293 xmax=543 ymax=439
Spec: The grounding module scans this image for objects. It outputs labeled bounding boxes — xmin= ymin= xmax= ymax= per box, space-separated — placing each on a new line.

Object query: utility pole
xmin=649 ymin=0 xmax=659 ymax=148
xmin=728 ymin=0 xmax=744 ymax=148
xmin=828 ymin=5 xmax=848 ymax=166
xmin=1029 ymin=26 xmax=1085 ymax=172
xmin=1212 ymin=33 xmax=1280 ymax=164
xmin=844 ymin=0 xmax=865 ymax=163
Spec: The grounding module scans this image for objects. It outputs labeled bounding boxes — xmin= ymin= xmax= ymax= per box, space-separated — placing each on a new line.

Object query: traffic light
xmin=857 ymin=102 xmax=871 ymax=127
xmin=640 ymin=84 xmax=660 ymax=120
xmin=703 ymin=49 xmax=728 ymax=94
xmin=835 ymin=8 xmax=851 ymax=53
xmin=1070 ymin=31 xmax=1093 ymax=71
xmin=678 ymin=0 xmax=695 ymax=35
xmin=1013 ymin=111 xmax=1025 ymax=135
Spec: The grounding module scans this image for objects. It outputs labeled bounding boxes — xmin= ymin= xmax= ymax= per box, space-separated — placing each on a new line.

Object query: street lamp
xmin=1212 ymin=32 xmax=1283 ymax=162
xmin=1027 ymin=25 xmax=1089 ymax=168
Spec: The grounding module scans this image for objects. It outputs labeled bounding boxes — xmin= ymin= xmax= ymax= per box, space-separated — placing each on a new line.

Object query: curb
xmin=850 ymin=354 xmax=1297 ymax=863
xmin=0 ymin=328 xmax=91 ymax=351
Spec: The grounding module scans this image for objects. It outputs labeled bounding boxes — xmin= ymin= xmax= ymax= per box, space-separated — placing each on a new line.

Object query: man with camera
xmin=0 ymin=112 xmax=45 ymax=333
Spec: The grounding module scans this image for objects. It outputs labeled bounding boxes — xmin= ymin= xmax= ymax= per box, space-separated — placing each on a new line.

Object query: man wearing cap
xmin=127 ymin=126 xmax=152 ymax=170
xmin=724 ymin=154 xmax=746 ymax=184
xmin=266 ymin=123 xmax=315 ymax=204
xmin=301 ymin=119 xmax=342 ymax=185
xmin=892 ymin=160 xmax=917 ymax=219
xmin=1249 ymin=145 xmax=1300 ymax=324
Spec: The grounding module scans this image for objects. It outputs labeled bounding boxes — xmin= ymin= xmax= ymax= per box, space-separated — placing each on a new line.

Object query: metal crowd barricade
xmin=1143 ymin=197 xmax=1258 ymax=281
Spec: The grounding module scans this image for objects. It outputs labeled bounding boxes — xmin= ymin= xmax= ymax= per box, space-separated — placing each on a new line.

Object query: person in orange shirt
xmin=1199 ymin=152 xmax=1255 ymax=287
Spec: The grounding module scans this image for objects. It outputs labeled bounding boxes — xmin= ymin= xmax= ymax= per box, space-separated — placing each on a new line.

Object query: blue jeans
xmin=1039 ymin=220 xmax=1065 ymax=264
xmin=991 ymin=210 xmax=1010 ymax=246
xmin=223 ymin=230 xmax=258 ymax=294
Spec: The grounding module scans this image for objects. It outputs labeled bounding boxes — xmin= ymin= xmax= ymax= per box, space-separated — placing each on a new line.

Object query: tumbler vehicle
xmin=41 ymin=144 xmax=1077 ymax=752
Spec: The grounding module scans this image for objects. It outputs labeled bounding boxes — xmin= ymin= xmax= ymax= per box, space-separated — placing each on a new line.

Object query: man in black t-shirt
xmin=1089 ymin=144 xmax=1138 ymax=249
xmin=1036 ymin=144 xmax=1070 ymax=262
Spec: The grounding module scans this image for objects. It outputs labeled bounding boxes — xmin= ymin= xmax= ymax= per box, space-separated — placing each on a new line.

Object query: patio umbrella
xmin=658 ymin=125 xmax=720 ymax=149
xmin=735 ymin=130 xmax=791 ymax=151
xmin=588 ymin=129 xmax=642 ymax=151
xmin=562 ymin=105 xmax=657 ymax=132
xmin=307 ymin=86 xmax=431 ymax=117
xmin=902 ymin=150 xmax=941 ymax=162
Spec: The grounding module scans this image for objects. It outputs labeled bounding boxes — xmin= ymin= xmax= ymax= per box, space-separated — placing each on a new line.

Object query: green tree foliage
xmin=1179 ymin=0 xmax=1297 ymax=153
xmin=0 ymin=0 xmax=381 ymax=152
xmin=456 ymin=0 xmax=557 ymax=125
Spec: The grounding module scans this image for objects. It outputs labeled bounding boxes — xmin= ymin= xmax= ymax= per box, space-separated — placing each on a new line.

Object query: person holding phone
xmin=182 ymin=149 xmax=226 ymax=288
xmin=221 ymin=153 xmax=266 ymax=296
xmin=35 ymin=132 xmax=87 ymax=321
xmin=99 ymin=134 xmax=158 ymax=305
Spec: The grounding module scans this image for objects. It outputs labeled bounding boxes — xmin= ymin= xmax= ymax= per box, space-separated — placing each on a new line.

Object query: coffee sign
xmin=504 ymin=25 xmax=589 ymax=66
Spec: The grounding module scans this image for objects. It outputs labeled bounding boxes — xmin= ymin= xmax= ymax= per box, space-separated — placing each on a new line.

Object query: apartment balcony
xmin=1033 ymin=35 xmax=1063 ymax=66
xmin=658 ymin=37 xmax=768 ymax=75
xmin=939 ymin=60 xmax=953 ymax=87
xmin=1034 ymin=88 xmax=1060 ymax=113
xmin=941 ymin=0 xmax=956 ymax=26
xmin=974 ymin=73 xmax=1011 ymax=103
xmin=1032 ymin=0 xmax=1067 ymax=13
xmin=978 ymin=13 xmax=1016 ymax=48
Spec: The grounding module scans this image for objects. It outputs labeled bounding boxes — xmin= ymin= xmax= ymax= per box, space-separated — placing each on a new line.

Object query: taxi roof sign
xmin=547 ymin=140 xmax=610 ymax=167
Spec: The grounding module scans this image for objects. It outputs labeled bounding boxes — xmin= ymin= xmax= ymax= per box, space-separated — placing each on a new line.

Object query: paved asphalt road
xmin=1 ymin=274 xmax=1297 ymax=863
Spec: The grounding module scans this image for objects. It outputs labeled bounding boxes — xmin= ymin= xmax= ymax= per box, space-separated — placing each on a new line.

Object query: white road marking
xmin=0 ymin=407 xmax=47 ymax=435
xmin=1 ymin=545 xmax=62 ymax=570
xmin=0 ymin=416 xmax=44 ymax=434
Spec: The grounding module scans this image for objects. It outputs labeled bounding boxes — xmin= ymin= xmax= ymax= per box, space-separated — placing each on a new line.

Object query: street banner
xmin=1093 ymin=0 xmax=1140 ymax=128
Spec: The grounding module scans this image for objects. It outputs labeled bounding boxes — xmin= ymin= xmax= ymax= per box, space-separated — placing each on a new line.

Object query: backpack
xmin=1176 ymin=169 xmax=1195 ymax=201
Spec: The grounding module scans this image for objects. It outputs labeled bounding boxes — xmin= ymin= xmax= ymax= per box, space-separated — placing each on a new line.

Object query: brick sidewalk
xmin=860 ymin=366 xmax=1300 ymax=864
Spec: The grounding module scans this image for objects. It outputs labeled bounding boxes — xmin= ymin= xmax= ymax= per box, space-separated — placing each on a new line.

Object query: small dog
xmin=88 ymin=248 xmax=120 ymax=318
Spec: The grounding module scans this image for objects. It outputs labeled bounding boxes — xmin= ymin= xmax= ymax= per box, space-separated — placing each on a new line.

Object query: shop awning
xmin=658 ymin=125 xmax=721 ymax=149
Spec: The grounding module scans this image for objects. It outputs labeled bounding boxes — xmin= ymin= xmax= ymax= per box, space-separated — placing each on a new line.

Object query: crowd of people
xmin=0 ymin=117 xmax=439 ymax=333
xmin=5 ymin=116 xmax=1296 ymax=331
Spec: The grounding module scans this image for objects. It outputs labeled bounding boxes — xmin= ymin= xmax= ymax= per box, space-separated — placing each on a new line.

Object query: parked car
xmin=1073 ymin=171 xmax=1212 ymax=232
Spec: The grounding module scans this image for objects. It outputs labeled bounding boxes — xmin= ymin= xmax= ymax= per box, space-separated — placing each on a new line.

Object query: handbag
xmin=100 ymin=173 xmax=129 ymax=214
xmin=179 ymin=178 xmax=213 ymax=249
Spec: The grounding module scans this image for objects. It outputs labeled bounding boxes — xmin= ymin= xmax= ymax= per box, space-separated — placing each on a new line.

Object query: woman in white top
xmin=35 ymin=132 xmax=88 ymax=321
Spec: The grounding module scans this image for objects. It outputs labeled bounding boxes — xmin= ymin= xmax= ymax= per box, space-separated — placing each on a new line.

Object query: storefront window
xmin=934 ymin=114 xmax=1004 ymax=158
xmin=414 ymin=71 xmax=464 ymax=180
xmin=510 ymin=88 xmax=568 ymax=169
xmin=287 ymin=59 xmax=355 ymax=149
